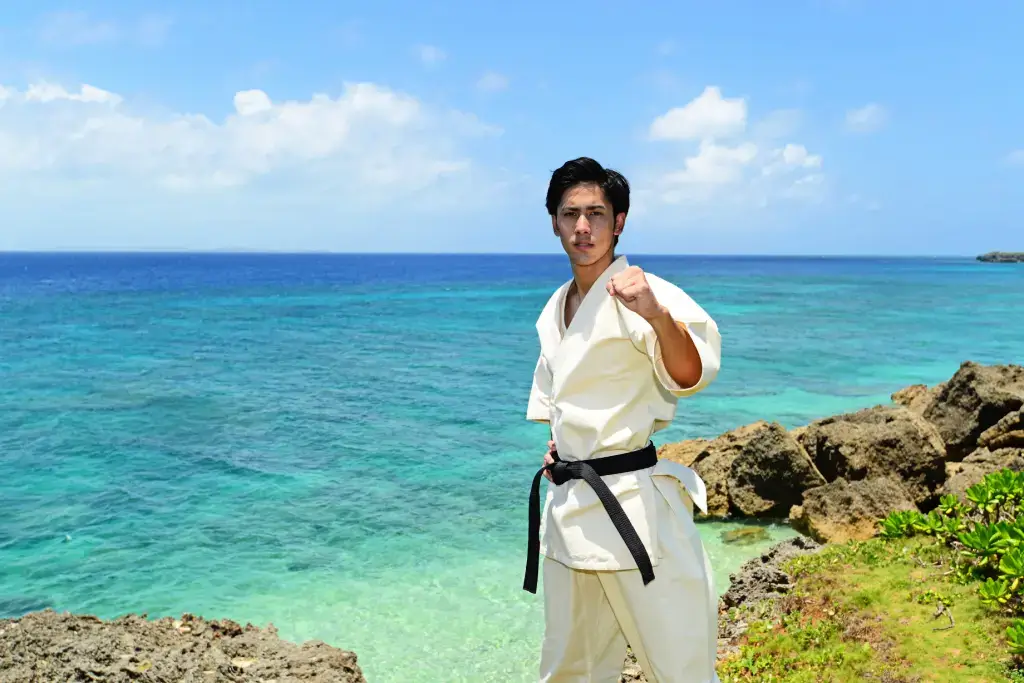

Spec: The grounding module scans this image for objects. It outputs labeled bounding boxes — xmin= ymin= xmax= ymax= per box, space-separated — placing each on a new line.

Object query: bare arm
xmin=646 ymin=306 xmax=703 ymax=390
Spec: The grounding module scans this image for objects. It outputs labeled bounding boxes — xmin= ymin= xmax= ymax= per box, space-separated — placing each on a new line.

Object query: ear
xmin=551 ymin=215 xmax=559 ymax=235
xmin=614 ymin=212 xmax=626 ymax=235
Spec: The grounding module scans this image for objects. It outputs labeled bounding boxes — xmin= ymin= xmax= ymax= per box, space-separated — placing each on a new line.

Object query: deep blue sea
xmin=1 ymin=253 xmax=1021 ymax=682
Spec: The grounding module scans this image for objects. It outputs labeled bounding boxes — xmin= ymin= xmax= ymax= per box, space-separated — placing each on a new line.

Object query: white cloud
xmin=662 ymin=141 xmax=759 ymax=185
xmin=777 ymin=143 xmax=823 ymax=169
xmin=476 ymin=71 xmax=509 ymax=93
xmin=648 ymin=86 xmax=747 ymax=141
xmin=845 ymin=103 xmax=887 ymax=133
xmin=0 ymin=80 xmax=501 ymax=198
xmin=22 ymin=82 xmax=123 ymax=105
xmin=1006 ymin=149 xmax=1024 ymax=166
xmin=416 ymin=44 xmax=446 ymax=66
xmin=639 ymin=87 xmax=826 ymax=210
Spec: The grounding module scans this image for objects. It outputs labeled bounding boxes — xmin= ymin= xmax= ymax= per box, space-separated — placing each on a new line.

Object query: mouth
xmin=575 ymin=243 xmax=594 ymax=250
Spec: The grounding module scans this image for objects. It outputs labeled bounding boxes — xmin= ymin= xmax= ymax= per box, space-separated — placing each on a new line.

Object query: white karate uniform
xmin=526 ymin=255 xmax=722 ymax=683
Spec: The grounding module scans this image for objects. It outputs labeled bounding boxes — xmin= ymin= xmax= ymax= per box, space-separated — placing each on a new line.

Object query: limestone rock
xmin=892 ymin=382 xmax=943 ymax=415
xmin=682 ymin=423 xmax=766 ymax=516
xmin=789 ymin=477 xmax=918 ymax=544
xmin=657 ymin=438 xmax=709 ymax=468
xmin=978 ymin=409 xmax=1024 ymax=450
xmin=920 ymin=361 xmax=1024 ymax=460
xmin=720 ymin=536 xmax=823 ymax=611
xmin=795 ymin=405 xmax=947 ymax=508
xmin=726 ymin=423 xmax=826 ymax=517
xmin=681 ymin=421 xmax=825 ymax=517
xmin=0 ymin=610 xmax=367 ymax=683
xmin=941 ymin=447 xmax=1024 ymax=500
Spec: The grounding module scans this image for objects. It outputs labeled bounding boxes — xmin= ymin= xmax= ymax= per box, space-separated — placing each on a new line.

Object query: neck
xmin=571 ymin=250 xmax=616 ymax=298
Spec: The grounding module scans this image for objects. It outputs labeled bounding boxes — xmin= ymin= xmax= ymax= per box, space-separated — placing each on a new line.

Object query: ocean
xmin=1 ymin=253 xmax=1021 ymax=682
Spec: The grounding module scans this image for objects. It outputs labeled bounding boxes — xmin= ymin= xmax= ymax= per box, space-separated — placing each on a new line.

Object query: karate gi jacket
xmin=526 ymin=255 xmax=721 ymax=571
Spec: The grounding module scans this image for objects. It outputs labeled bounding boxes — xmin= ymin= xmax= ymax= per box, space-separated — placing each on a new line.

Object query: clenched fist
xmin=606 ymin=265 xmax=665 ymax=322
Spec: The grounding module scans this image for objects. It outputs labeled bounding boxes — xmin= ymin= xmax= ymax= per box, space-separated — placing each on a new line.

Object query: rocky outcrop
xmin=660 ymin=422 xmax=825 ymax=517
xmin=795 ymin=405 xmax=947 ymax=508
xmin=789 ymin=477 xmax=919 ymax=543
xmin=0 ymin=610 xmax=366 ymax=683
xmin=727 ymin=423 xmax=827 ymax=517
xmin=892 ymin=382 xmax=943 ymax=415
xmin=656 ymin=438 xmax=708 ymax=467
xmin=977 ymin=251 xmax=1024 ymax=263
xmin=657 ymin=362 xmax=1024 ymax=544
xmin=919 ymin=361 xmax=1024 ymax=460
xmin=664 ymin=423 xmax=761 ymax=516
xmin=978 ymin=409 xmax=1024 ymax=450
xmin=719 ymin=536 xmax=823 ymax=612
xmin=941 ymin=447 xmax=1024 ymax=499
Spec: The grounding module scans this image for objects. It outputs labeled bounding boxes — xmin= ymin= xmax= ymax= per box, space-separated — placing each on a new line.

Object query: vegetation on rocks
xmin=701 ymin=463 xmax=1024 ymax=681
xmin=716 ymin=535 xmax=1021 ymax=682
xmin=880 ymin=467 xmax=1024 ymax=665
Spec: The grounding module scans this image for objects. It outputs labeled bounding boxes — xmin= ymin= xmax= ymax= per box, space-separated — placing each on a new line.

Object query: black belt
xmin=522 ymin=442 xmax=659 ymax=594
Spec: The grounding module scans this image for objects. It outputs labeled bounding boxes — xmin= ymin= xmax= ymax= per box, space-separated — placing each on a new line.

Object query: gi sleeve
xmin=635 ymin=277 xmax=721 ymax=398
xmin=525 ymin=353 xmax=553 ymax=422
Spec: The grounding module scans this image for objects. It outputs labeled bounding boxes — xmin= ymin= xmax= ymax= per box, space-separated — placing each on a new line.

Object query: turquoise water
xmin=1 ymin=253 xmax=1021 ymax=682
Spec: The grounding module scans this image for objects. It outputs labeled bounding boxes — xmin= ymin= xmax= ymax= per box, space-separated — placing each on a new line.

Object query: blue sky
xmin=1 ymin=0 xmax=1022 ymax=255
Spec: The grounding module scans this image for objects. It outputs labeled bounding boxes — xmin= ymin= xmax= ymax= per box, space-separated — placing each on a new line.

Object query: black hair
xmin=545 ymin=157 xmax=630 ymax=246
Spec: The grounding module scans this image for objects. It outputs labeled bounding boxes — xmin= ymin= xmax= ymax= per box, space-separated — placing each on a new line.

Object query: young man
xmin=523 ymin=157 xmax=722 ymax=682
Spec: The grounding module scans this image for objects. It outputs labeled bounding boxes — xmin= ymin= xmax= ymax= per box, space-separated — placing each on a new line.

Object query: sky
xmin=1 ymin=0 xmax=1022 ymax=255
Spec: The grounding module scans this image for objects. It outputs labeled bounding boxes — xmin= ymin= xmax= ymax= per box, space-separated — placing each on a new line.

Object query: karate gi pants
xmin=538 ymin=475 xmax=720 ymax=683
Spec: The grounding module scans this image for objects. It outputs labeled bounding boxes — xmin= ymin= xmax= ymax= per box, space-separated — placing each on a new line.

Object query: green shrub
xmin=878 ymin=468 xmax=1024 ymax=663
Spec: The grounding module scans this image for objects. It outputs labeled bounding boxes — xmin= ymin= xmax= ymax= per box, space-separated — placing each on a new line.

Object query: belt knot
xmin=522 ymin=442 xmax=659 ymax=594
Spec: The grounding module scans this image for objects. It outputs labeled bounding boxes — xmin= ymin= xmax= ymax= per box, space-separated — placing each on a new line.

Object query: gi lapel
xmin=551 ymin=256 xmax=630 ymax=377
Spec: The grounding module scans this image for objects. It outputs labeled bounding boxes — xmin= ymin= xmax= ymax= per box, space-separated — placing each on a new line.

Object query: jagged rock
xmin=920 ymin=361 xmax=1024 ymax=460
xmin=657 ymin=438 xmax=709 ymax=467
xmin=795 ymin=405 xmax=947 ymax=508
xmin=720 ymin=536 xmax=823 ymax=611
xmin=673 ymin=422 xmax=825 ymax=517
xmin=941 ymin=447 xmax=1024 ymax=500
xmin=726 ymin=423 xmax=826 ymax=517
xmin=978 ymin=409 xmax=1024 ymax=450
xmin=892 ymin=383 xmax=944 ymax=415
xmin=789 ymin=477 xmax=918 ymax=543
xmin=672 ymin=423 xmax=765 ymax=516
xmin=0 ymin=610 xmax=366 ymax=683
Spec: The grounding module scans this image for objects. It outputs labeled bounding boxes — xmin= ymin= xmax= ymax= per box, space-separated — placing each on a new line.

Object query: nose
xmin=574 ymin=216 xmax=591 ymax=234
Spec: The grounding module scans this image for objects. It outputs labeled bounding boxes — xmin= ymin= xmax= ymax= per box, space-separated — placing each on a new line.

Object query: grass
xmin=718 ymin=537 xmax=1021 ymax=682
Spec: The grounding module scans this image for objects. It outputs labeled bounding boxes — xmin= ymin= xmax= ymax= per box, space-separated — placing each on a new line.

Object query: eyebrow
xmin=561 ymin=204 xmax=607 ymax=212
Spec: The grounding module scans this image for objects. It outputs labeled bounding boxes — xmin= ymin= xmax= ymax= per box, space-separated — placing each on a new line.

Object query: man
xmin=523 ymin=157 xmax=722 ymax=682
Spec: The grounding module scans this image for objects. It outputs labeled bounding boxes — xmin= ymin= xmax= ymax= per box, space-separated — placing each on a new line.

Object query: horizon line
xmin=0 ymin=249 xmax=1004 ymax=259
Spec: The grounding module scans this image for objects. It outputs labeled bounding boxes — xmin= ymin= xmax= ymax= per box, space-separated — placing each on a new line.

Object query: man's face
xmin=552 ymin=183 xmax=624 ymax=267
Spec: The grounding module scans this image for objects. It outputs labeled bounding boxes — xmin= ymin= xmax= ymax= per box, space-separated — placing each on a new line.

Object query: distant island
xmin=977 ymin=251 xmax=1024 ymax=263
